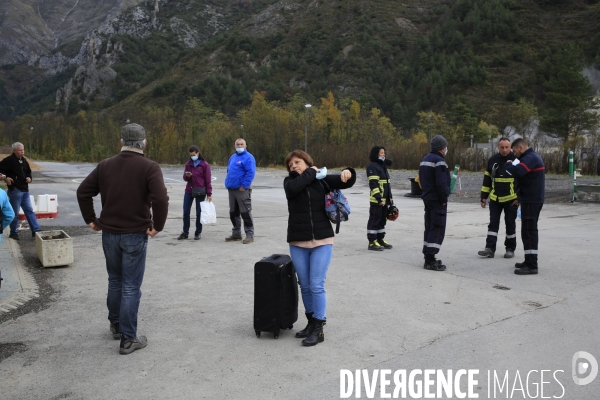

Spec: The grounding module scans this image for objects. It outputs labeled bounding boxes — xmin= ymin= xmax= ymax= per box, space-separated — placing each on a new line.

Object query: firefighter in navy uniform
xmin=478 ymin=137 xmax=519 ymax=259
xmin=418 ymin=135 xmax=450 ymax=271
xmin=366 ymin=146 xmax=393 ymax=251
xmin=504 ymin=138 xmax=545 ymax=275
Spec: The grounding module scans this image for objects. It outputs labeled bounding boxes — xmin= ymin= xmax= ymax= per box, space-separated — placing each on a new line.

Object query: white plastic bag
xmin=200 ymin=201 xmax=217 ymax=225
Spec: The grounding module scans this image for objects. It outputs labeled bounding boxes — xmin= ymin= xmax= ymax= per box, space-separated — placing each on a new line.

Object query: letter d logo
xmin=572 ymin=351 xmax=598 ymax=386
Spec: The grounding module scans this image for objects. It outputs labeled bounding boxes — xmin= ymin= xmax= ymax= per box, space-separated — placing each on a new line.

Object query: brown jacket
xmin=76 ymin=150 xmax=169 ymax=233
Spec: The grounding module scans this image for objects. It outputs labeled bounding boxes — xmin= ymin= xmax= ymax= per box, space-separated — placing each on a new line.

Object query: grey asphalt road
xmin=1 ymin=161 xmax=599 ymax=400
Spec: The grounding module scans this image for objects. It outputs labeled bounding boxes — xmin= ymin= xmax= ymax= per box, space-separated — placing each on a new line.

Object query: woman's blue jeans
xmin=183 ymin=192 xmax=202 ymax=235
xmin=289 ymin=244 xmax=333 ymax=321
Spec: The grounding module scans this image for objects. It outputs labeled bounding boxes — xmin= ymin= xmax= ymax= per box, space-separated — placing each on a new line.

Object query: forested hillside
xmin=0 ymin=0 xmax=599 ymax=171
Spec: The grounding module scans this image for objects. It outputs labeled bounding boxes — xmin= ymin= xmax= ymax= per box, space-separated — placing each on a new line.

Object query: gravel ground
xmin=355 ymin=169 xmax=599 ymax=204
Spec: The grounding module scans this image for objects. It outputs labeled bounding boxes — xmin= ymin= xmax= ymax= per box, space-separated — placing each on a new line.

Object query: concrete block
xmin=574 ymin=184 xmax=600 ymax=202
xmin=35 ymin=230 xmax=74 ymax=267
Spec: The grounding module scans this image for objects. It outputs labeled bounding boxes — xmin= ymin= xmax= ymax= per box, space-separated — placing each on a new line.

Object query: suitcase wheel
xmin=274 ymin=330 xmax=280 ymax=339
xmin=255 ymin=331 xmax=261 ymax=338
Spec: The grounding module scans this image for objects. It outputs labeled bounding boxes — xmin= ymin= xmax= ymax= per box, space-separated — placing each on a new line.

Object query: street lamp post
xmin=427 ymin=114 xmax=433 ymax=143
xmin=29 ymin=126 xmax=33 ymax=155
xmin=304 ymin=104 xmax=312 ymax=152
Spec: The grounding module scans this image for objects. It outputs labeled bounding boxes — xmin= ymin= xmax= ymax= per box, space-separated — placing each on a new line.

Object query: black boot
xmin=302 ymin=319 xmax=325 ymax=346
xmin=295 ymin=312 xmax=314 ymax=338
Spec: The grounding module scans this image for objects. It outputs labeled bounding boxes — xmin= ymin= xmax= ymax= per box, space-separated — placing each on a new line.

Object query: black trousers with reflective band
xmin=521 ymin=202 xmax=543 ymax=267
xmin=485 ymin=200 xmax=518 ymax=252
xmin=367 ymin=203 xmax=388 ymax=241
xmin=422 ymin=202 xmax=447 ymax=256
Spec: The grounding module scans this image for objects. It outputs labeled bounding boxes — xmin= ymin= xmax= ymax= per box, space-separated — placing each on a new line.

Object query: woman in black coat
xmin=283 ymin=150 xmax=356 ymax=346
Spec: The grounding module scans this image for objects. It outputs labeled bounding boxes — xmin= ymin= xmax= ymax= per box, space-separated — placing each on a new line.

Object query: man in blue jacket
xmin=418 ymin=135 xmax=450 ymax=271
xmin=224 ymin=138 xmax=256 ymax=244
xmin=0 ymin=187 xmax=16 ymax=244
xmin=504 ymin=138 xmax=545 ymax=275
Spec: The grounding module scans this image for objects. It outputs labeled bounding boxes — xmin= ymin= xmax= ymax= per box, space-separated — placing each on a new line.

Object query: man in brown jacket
xmin=77 ymin=123 xmax=169 ymax=355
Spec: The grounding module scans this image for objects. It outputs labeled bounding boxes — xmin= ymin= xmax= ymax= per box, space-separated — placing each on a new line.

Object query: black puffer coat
xmin=284 ymin=167 xmax=356 ymax=242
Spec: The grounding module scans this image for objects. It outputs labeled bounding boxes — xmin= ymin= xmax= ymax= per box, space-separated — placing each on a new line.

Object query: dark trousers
xmin=367 ymin=203 xmax=388 ymax=241
xmin=521 ymin=202 xmax=543 ymax=267
xmin=182 ymin=192 xmax=202 ymax=235
xmin=485 ymin=200 xmax=518 ymax=252
xmin=422 ymin=202 xmax=447 ymax=257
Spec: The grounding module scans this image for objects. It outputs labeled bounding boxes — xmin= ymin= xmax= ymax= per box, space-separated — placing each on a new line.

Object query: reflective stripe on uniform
xmin=423 ymin=242 xmax=442 ymax=249
xmin=420 ymin=161 xmax=448 ymax=168
xmin=487 ymin=231 xmax=498 ymax=236
xmin=481 ymin=186 xmax=491 ymax=193
xmin=368 ymin=175 xmax=379 ymax=180
xmin=367 ymin=230 xmax=379 ymax=234
xmin=494 ymin=193 xmax=518 ymax=202
xmin=506 ymin=234 xmax=517 ymax=239
xmin=524 ymin=249 xmax=538 ymax=254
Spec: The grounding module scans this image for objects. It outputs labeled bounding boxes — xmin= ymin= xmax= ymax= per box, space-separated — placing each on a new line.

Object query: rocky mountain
xmin=1 ymin=0 xmax=600 ymax=128
xmin=0 ymin=0 xmax=146 ymax=65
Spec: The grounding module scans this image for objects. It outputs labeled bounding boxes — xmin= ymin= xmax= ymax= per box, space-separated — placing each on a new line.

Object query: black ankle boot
xmin=295 ymin=312 xmax=314 ymax=338
xmin=301 ymin=319 xmax=325 ymax=346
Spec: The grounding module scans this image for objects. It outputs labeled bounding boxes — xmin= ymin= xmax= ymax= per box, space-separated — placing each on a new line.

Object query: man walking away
xmin=0 ymin=143 xmax=41 ymax=240
xmin=224 ymin=138 xmax=256 ymax=244
xmin=418 ymin=135 xmax=450 ymax=271
xmin=478 ymin=137 xmax=519 ymax=259
xmin=504 ymin=138 xmax=545 ymax=275
xmin=77 ymin=123 xmax=169 ymax=354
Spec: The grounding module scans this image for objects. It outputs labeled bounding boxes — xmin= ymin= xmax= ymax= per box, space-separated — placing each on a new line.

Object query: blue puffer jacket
xmin=224 ymin=149 xmax=256 ymax=190
xmin=504 ymin=147 xmax=545 ymax=203
xmin=419 ymin=151 xmax=451 ymax=204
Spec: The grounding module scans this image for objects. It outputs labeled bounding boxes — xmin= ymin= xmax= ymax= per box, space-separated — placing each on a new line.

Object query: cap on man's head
xmin=431 ymin=135 xmax=448 ymax=151
xmin=121 ymin=123 xmax=146 ymax=141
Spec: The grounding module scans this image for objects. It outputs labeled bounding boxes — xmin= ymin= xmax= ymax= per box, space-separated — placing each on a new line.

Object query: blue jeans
xmin=182 ymin=192 xmax=202 ymax=235
xmin=289 ymin=244 xmax=333 ymax=321
xmin=102 ymin=231 xmax=148 ymax=340
xmin=8 ymin=188 xmax=40 ymax=235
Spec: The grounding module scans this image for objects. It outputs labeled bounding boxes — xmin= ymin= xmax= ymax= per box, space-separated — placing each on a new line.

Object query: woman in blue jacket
xmin=178 ymin=146 xmax=212 ymax=240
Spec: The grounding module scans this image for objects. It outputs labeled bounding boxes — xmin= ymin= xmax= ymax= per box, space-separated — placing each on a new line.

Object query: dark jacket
xmin=0 ymin=153 xmax=33 ymax=192
xmin=419 ymin=151 xmax=451 ymax=204
xmin=183 ymin=158 xmax=213 ymax=196
xmin=504 ymin=147 xmax=545 ymax=203
xmin=77 ymin=151 xmax=170 ymax=233
xmin=480 ymin=152 xmax=517 ymax=203
xmin=367 ymin=146 xmax=393 ymax=204
xmin=284 ymin=167 xmax=356 ymax=242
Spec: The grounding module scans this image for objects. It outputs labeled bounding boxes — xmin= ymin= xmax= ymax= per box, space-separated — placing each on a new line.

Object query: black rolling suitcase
xmin=254 ymin=254 xmax=299 ymax=339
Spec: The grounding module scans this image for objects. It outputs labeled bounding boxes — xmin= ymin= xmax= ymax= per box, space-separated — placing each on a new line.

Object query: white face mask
xmin=191 ymin=155 xmax=198 ymax=161
xmin=443 ymin=148 xmax=448 ymax=156
xmin=379 ymin=157 xmax=385 ymax=161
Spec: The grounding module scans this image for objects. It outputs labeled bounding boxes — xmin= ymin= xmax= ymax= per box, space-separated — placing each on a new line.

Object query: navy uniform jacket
xmin=419 ymin=151 xmax=451 ymax=204
xmin=504 ymin=148 xmax=545 ymax=203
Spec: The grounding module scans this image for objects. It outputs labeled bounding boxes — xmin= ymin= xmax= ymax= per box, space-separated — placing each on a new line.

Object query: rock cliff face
xmin=0 ymin=0 xmax=146 ymax=65
xmin=53 ymin=1 xmax=161 ymax=110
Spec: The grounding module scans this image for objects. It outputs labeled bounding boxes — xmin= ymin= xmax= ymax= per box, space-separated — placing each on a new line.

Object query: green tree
xmin=540 ymin=44 xmax=600 ymax=141
xmin=508 ymin=99 xmax=538 ymax=140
